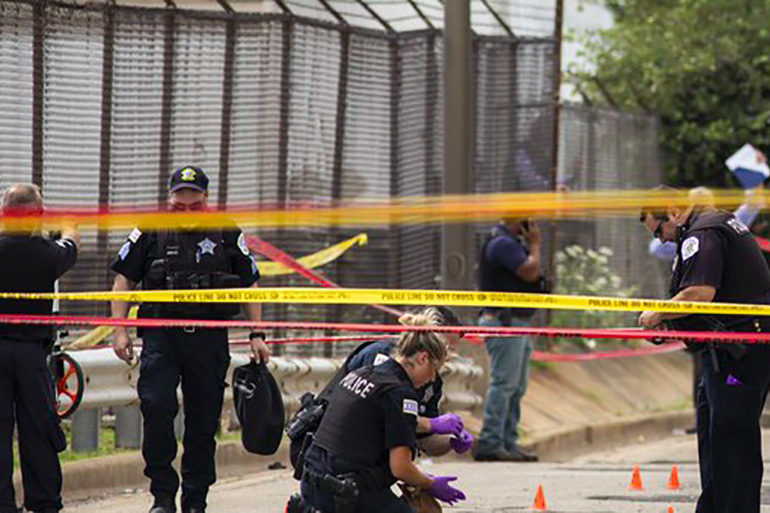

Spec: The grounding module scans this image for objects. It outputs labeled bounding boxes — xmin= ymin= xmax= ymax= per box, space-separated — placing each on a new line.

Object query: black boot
xmin=149 ymin=497 xmax=176 ymax=513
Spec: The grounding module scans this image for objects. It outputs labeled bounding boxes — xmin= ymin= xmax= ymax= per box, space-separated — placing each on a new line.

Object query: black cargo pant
xmin=138 ymin=328 xmax=229 ymax=512
xmin=0 ymin=339 xmax=65 ymax=513
xmin=300 ymin=445 xmax=412 ymax=513
xmin=695 ymin=344 xmax=770 ymax=513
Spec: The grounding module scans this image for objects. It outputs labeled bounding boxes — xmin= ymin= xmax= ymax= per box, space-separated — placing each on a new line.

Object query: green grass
xmin=11 ymin=424 xmax=244 ymax=471
xmin=12 ymin=426 xmax=133 ymax=471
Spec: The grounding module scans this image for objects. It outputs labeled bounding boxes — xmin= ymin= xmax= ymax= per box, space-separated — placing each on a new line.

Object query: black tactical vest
xmin=669 ymin=211 xmax=770 ymax=332
xmin=313 ymin=361 xmax=415 ymax=468
xmin=142 ymin=230 xmax=240 ymax=319
xmin=479 ymin=226 xmax=540 ymax=318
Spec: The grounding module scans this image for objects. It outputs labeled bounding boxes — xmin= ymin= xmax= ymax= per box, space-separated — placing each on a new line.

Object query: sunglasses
xmin=169 ymin=201 xmax=205 ymax=212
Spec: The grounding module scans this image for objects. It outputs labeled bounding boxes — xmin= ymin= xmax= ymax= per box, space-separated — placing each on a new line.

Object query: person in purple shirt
xmin=474 ymin=219 xmax=543 ymax=462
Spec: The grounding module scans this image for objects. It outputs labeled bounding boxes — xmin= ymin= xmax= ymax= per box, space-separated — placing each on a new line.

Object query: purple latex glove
xmin=428 ymin=476 xmax=466 ymax=505
xmin=429 ymin=413 xmax=463 ymax=435
xmin=449 ymin=429 xmax=473 ymax=454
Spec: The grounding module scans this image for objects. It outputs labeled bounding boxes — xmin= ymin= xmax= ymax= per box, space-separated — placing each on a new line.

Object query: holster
xmin=323 ymin=474 xmax=358 ymax=513
xmin=293 ymin=432 xmax=314 ymax=481
xmin=668 ymin=316 xmax=751 ymax=373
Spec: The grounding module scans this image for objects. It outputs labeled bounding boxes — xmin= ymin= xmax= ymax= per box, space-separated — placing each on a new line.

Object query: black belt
xmin=302 ymin=468 xmax=385 ymax=494
xmin=722 ymin=316 xmax=768 ymax=333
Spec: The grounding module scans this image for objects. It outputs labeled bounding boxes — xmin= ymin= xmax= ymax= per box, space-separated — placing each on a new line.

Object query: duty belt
xmin=302 ymin=468 xmax=385 ymax=494
xmin=302 ymin=470 xmax=359 ymax=513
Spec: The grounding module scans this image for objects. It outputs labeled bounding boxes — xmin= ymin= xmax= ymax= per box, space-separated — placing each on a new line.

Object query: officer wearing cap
xmin=639 ymin=186 xmax=770 ymax=513
xmin=110 ymin=167 xmax=269 ymax=513
xmin=297 ymin=312 xmax=465 ymax=513
xmin=287 ymin=306 xmax=473 ymax=477
xmin=0 ymin=184 xmax=79 ymax=513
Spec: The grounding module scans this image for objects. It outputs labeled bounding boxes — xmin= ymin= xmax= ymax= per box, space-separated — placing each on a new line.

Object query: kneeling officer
xmin=299 ymin=313 xmax=466 ymax=513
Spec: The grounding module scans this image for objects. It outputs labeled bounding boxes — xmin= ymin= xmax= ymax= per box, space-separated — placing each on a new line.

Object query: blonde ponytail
xmin=394 ymin=312 xmax=447 ymax=364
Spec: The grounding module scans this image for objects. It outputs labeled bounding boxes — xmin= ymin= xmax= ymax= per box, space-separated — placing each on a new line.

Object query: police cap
xmin=232 ymin=360 xmax=285 ymax=455
xmin=168 ymin=166 xmax=209 ymax=193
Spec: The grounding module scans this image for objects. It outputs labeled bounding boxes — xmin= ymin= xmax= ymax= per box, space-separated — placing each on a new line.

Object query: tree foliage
xmin=571 ymin=0 xmax=770 ymax=186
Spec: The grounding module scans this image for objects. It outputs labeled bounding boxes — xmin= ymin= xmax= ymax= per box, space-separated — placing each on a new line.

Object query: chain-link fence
xmin=554 ymin=103 xmax=666 ymax=340
xmin=0 ymin=0 xmax=558 ymax=352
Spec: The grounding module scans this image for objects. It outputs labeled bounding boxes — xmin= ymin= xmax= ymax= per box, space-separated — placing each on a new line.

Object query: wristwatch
xmin=248 ymin=331 xmax=267 ymax=342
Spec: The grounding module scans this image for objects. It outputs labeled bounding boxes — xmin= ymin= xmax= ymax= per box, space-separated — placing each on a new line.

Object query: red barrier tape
xmin=531 ymin=342 xmax=684 ymax=362
xmin=6 ymin=313 xmax=770 ymax=344
xmin=99 ymin=332 xmax=683 ymax=362
xmin=245 ymin=235 xmax=403 ymax=317
xmin=756 ymin=236 xmax=770 ymax=253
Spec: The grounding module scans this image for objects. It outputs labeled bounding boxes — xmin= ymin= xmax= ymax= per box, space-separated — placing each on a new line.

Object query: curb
xmin=50 ymin=409 xmax=706 ymax=501
xmin=15 ymin=440 xmax=292 ymax=503
xmin=523 ymin=410 xmax=694 ymax=461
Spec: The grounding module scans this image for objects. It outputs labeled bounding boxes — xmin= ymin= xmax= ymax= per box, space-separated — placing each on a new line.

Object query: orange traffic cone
xmin=667 ymin=507 xmax=674 ymax=513
xmin=532 ymin=484 xmax=547 ymax=511
xmin=628 ymin=465 xmax=644 ymax=490
xmin=667 ymin=465 xmax=681 ymax=490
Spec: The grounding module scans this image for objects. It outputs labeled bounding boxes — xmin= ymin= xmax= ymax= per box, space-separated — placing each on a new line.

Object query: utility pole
xmin=442 ymin=0 xmax=472 ymax=291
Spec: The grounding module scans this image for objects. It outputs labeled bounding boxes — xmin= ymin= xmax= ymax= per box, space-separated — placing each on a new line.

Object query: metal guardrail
xmin=70 ymin=348 xmax=483 ymax=415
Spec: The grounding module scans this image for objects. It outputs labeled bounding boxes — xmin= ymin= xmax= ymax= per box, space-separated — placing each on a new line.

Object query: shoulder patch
xmin=373 ymin=353 xmax=390 ymax=366
xmin=237 ymin=233 xmax=250 ymax=256
xmin=128 ymin=228 xmax=142 ymax=243
xmin=682 ymin=236 xmax=700 ymax=261
xmin=402 ymin=398 xmax=419 ymax=416
xmin=118 ymin=241 xmax=131 ymax=261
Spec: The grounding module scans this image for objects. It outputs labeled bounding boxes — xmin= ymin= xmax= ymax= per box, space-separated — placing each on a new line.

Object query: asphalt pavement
xmin=67 ymin=430 xmax=770 ymax=513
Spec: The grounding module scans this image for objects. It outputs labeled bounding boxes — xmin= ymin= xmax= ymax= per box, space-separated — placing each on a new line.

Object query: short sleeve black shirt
xmin=346 ymin=340 xmax=443 ymax=418
xmin=0 ymin=235 xmax=78 ymax=341
xmin=111 ymin=227 xmax=260 ymax=286
xmin=314 ymin=359 xmax=419 ymax=468
xmin=674 ymin=228 xmax=725 ymax=292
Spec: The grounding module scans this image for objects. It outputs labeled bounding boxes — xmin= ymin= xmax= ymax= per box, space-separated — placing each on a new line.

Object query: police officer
xmin=0 ymin=184 xmax=79 ymax=513
xmin=475 ymin=218 xmax=542 ymax=462
xmin=287 ymin=306 xmax=472 ymax=475
xmin=110 ymin=167 xmax=269 ymax=513
xmin=298 ymin=313 xmax=466 ymax=513
xmin=344 ymin=307 xmax=472 ymax=458
xmin=639 ymin=187 xmax=770 ymax=513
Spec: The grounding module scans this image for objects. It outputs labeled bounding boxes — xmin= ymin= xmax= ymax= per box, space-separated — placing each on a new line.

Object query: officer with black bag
xmin=290 ymin=313 xmax=466 ymax=513
xmin=110 ymin=167 xmax=270 ymax=513
xmin=639 ymin=186 xmax=770 ymax=513
xmin=0 ymin=184 xmax=79 ymax=513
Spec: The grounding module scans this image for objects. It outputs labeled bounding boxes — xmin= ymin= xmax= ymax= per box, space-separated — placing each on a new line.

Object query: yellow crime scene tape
xmin=63 ymin=234 xmax=367 ymax=347
xmin=4 ymin=287 xmax=770 ymax=317
xmin=66 ymin=305 xmax=139 ymax=349
xmin=2 ymin=188 xmax=761 ymax=231
xmin=257 ymin=233 xmax=367 ymax=276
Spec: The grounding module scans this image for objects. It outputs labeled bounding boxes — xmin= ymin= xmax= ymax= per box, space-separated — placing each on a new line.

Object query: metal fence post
xmin=114 ymin=405 xmax=142 ymax=449
xmin=71 ymin=408 xmax=100 ymax=453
